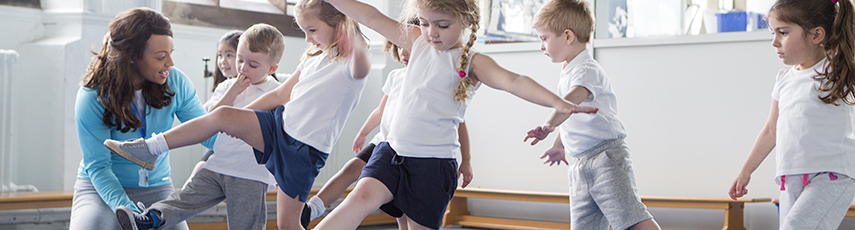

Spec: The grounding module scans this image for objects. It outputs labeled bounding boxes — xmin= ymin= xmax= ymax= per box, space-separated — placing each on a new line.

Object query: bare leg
xmin=405 ymin=216 xmax=434 ymax=230
xmin=396 ymin=214 xmax=409 ymax=230
xmin=162 ymin=106 xmax=264 ymax=151
xmin=315 ymin=158 xmax=367 ymax=206
xmin=276 ymin=189 xmax=307 ymax=230
xmin=629 ymin=219 xmax=661 ymax=230
xmin=313 ymin=177 xmax=393 ymax=229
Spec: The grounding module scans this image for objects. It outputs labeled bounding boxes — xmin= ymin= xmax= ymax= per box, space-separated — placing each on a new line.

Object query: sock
xmin=145 ymin=132 xmax=169 ymax=156
xmin=307 ymin=196 xmax=326 ymax=219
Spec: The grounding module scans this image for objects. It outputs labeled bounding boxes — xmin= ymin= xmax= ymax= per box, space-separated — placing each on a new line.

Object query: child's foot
xmin=104 ymin=139 xmax=157 ymax=170
xmin=301 ymin=203 xmax=311 ymax=229
xmin=115 ymin=205 xmax=158 ymax=230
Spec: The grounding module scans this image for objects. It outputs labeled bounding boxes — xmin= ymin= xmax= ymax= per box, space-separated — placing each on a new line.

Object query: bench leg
xmin=723 ymin=202 xmax=746 ymax=230
xmin=443 ymin=197 xmax=469 ymax=227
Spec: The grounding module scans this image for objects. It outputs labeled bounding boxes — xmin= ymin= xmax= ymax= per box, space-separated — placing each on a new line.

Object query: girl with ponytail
xmin=729 ymin=0 xmax=855 ymax=228
xmin=319 ymin=0 xmax=599 ymax=229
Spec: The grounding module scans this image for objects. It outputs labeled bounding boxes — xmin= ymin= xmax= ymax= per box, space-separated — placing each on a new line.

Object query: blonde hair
xmin=383 ymin=40 xmax=404 ymax=63
xmin=295 ymin=0 xmax=368 ymax=61
xmin=533 ymin=0 xmax=594 ymax=43
xmin=401 ymin=0 xmax=480 ymax=103
xmin=240 ymin=24 xmax=285 ymax=64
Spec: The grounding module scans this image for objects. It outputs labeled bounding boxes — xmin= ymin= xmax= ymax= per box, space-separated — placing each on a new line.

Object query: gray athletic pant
xmin=150 ymin=168 xmax=268 ymax=230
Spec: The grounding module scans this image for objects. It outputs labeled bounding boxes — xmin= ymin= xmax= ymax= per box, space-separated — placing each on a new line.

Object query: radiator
xmin=0 ymin=49 xmax=36 ymax=193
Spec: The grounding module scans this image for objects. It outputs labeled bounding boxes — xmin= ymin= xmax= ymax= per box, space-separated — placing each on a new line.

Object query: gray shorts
xmin=778 ymin=172 xmax=855 ymax=229
xmin=568 ymin=138 xmax=653 ymax=230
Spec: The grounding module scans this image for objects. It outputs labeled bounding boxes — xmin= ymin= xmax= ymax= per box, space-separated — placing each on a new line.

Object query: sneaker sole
xmin=105 ymin=141 xmax=155 ymax=170
xmin=116 ymin=208 xmax=139 ymax=230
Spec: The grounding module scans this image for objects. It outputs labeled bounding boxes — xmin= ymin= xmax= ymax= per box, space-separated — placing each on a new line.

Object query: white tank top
xmin=386 ymin=36 xmax=479 ymax=158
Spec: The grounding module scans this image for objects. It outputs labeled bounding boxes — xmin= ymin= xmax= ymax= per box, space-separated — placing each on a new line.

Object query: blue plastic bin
xmin=717 ymin=11 xmax=747 ymax=33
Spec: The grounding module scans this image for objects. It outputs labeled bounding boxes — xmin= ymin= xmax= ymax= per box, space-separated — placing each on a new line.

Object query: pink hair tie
xmin=832 ymin=0 xmax=838 ymax=4
xmin=458 ymin=71 xmax=466 ymax=78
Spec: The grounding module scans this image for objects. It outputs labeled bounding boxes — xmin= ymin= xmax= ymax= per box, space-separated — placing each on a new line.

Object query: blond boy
xmin=524 ymin=1 xmax=661 ymax=229
xmin=113 ymin=24 xmax=284 ymax=230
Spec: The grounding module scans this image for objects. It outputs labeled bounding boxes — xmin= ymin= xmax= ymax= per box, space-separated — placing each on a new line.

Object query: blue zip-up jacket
xmin=75 ymin=67 xmax=216 ymax=212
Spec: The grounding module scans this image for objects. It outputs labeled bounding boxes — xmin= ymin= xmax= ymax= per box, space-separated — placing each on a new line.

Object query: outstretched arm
xmin=353 ymin=95 xmax=388 ymax=153
xmin=324 ymin=0 xmax=419 ymax=50
xmin=469 ymin=53 xmax=598 ymax=114
xmin=524 ymin=86 xmax=591 ymax=145
xmin=244 ymin=70 xmax=300 ymax=111
xmin=729 ymin=99 xmax=778 ymax=200
xmin=458 ymin=122 xmax=473 ymax=188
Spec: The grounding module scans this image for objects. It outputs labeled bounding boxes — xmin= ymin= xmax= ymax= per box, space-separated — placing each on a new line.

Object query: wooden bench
xmin=443 ymin=187 xmax=772 ymax=230
xmin=771 ymin=199 xmax=855 ymax=217
xmin=0 ymin=188 xmax=396 ymax=229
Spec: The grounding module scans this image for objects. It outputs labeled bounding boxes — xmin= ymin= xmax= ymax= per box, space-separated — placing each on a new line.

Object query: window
xmin=162 ymin=0 xmax=303 ymax=37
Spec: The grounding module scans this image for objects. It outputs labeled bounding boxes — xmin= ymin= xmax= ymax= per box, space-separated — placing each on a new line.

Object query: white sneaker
xmin=104 ymin=139 xmax=158 ymax=170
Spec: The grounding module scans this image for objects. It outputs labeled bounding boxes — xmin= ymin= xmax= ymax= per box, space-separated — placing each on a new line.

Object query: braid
xmin=453 ymin=23 xmax=480 ymax=103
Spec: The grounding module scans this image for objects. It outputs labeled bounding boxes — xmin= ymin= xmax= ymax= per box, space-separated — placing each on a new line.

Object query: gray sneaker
xmin=105 ymin=139 xmax=157 ymax=170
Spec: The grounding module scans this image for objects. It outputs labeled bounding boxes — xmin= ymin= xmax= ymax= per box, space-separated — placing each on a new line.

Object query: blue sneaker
xmin=105 ymin=138 xmax=157 ymax=170
xmin=116 ymin=205 xmax=158 ymax=230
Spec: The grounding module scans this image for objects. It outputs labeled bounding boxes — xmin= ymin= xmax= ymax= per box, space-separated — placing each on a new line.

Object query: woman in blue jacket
xmin=69 ymin=7 xmax=214 ymax=229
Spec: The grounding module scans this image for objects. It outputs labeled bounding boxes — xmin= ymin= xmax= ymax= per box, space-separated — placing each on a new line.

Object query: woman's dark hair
xmin=81 ymin=7 xmax=175 ymax=133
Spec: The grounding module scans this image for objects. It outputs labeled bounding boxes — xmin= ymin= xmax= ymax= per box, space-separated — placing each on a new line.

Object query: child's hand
xmin=226 ymin=74 xmax=252 ymax=96
xmin=352 ymin=134 xmax=366 ymax=153
xmin=539 ymin=146 xmax=568 ymax=166
xmin=458 ymin=160 xmax=473 ymax=188
xmin=556 ymin=102 xmax=599 ymax=115
xmin=728 ymin=173 xmax=751 ymax=200
xmin=524 ymin=126 xmax=553 ymax=145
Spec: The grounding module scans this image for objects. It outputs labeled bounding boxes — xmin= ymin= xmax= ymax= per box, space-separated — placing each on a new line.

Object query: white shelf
xmin=593 ymin=30 xmax=772 ymax=48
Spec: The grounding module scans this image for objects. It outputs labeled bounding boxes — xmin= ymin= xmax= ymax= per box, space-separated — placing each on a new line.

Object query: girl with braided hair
xmin=319 ymin=0 xmax=599 ymax=229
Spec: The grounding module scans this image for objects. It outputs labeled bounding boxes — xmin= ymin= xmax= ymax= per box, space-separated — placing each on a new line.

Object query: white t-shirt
xmin=557 ymin=50 xmax=627 ymax=156
xmin=283 ymin=50 xmax=366 ymax=153
xmin=369 ymin=68 xmax=406 ymax=145
xmin=203 ymin=76 xmax=279 ymax=185
xmin=386 ymin=36 xmax=479 ymax=158
xmin=772 ymin=58 xmax=855 ymax=177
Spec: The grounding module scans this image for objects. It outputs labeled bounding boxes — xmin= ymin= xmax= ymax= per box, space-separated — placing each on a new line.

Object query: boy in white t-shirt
xmin=523 ymin=1 xmax=660 ymax=229
xmin=112 ymin=24 xmax=283 ymax=230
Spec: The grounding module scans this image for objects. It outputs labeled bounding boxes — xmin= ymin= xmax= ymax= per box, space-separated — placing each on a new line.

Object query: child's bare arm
xmin=469 ymin=53 xmax=598 ymax=114
xmin=729 ymin=99 xmax=778 ymax=199
xmin=458 ymin=122 xmax=473 ymax=188
xmin=353 ymin=95 xmax=388 ymax=153
xmin=350 ymin=35 xmax=371 ymax=80
xmin=324 ymin=0 xmax=418 ymax=50
xmin=525 ymin=86 xmax=592 ymax=145
xmin=244 ymin=70 xmax=300 ymax=111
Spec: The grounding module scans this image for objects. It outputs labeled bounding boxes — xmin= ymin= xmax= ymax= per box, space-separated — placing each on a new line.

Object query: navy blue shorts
xmin=360 ymin=142 xmax=457 ymax=229
xmin=254 ymin=105 xmax=329 ymax=202
xmin=355 ymin=143 xmax=376 ymax=163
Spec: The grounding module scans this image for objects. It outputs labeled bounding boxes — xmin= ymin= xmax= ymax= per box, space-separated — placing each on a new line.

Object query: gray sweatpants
xmin=778 ymin=172 xmax=855 ymax=229
xmin=568 ymin=138 xmax=653 ymax=230
xmin=150 ymin=168 xmax=268 ymax=230
xmin=69 ymin=179 xmax=189 ymax=230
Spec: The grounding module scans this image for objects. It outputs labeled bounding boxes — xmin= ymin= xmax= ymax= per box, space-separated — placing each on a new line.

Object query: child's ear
xmin=268 ymin=63 xmax=278 ymax=75
xmin=563 ymin=29 xmax=576 ymax=45
xmin=811 ymin=26 xmax=826 ymax=45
